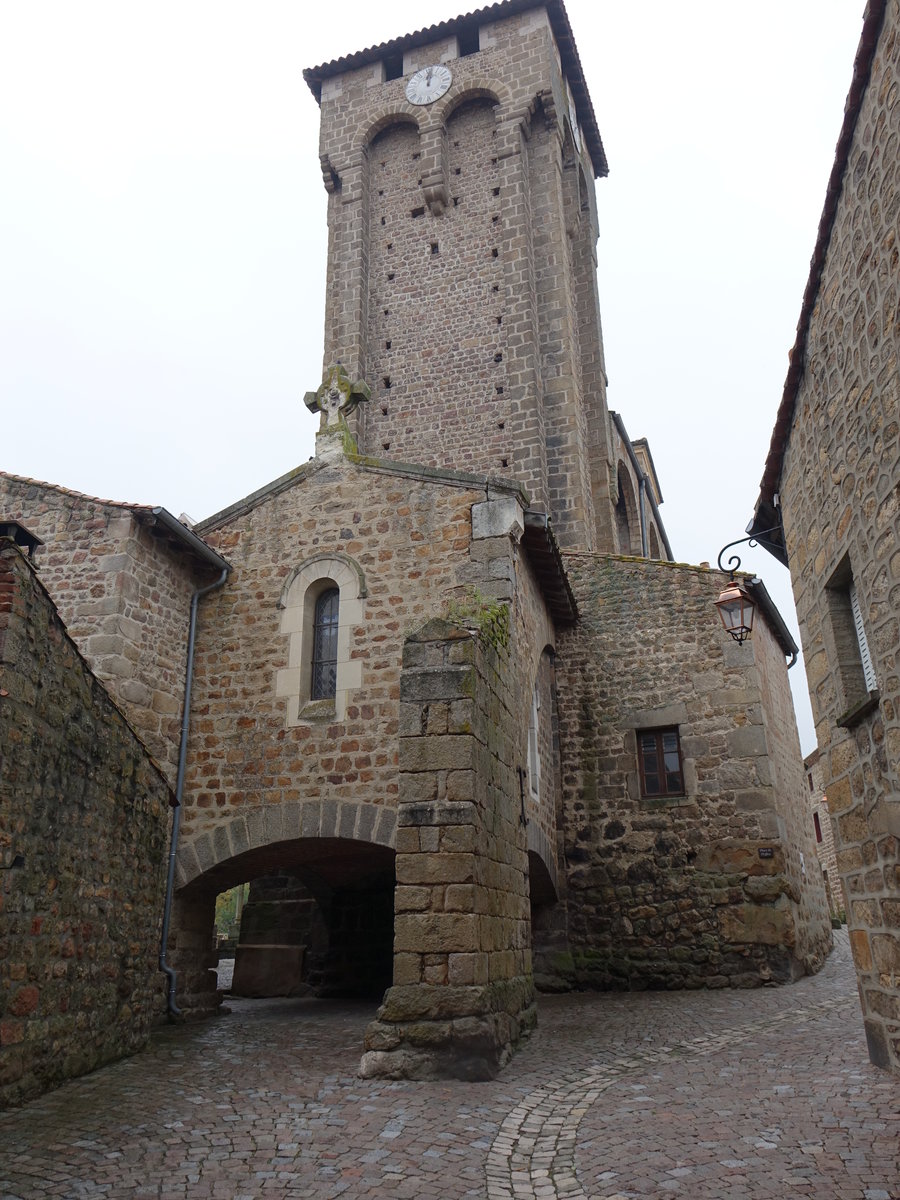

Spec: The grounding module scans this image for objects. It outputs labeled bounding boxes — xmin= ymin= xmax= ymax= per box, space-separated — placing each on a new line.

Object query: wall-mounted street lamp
xmin=714 ymin=529 xmax=779 ymax=644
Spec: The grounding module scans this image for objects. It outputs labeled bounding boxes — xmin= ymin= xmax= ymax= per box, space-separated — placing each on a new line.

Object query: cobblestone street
xmin=1 ymin=933 xmax=897 ymax=1199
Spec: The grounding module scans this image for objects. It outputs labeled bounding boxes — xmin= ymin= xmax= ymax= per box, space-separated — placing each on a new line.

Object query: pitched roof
xmin=303 ymin=0 xmax=608 ymax=178
xmin=0 ymin=470 xmax=230 ymax=573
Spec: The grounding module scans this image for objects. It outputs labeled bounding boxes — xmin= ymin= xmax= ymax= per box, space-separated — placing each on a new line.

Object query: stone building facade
xmin=752 ymin=0 xmax=900 ymax=1072
xmin=3 ymin=0 xmax=832 ymax=1088
xmin=0 ymin=541 xmax=173 ymax=1107
xmin=805 ymin=749 xmax=844 ymax=920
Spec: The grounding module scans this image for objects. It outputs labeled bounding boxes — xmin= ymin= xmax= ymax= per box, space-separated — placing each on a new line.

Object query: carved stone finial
xmin=304 ymin=365 xmax=370 ymax=430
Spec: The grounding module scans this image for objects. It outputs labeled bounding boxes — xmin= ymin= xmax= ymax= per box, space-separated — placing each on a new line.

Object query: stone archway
xmin=169 ymin=799 xmax=397 ymax=1018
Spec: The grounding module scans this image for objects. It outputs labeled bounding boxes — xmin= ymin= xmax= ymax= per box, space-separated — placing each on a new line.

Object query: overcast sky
xmin=0 ymin=1 xmax=867 ymax=753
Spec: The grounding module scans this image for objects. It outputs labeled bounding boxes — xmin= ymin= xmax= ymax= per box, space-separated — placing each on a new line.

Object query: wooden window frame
xmin=637 ymin=727 xmax=685 ymax=799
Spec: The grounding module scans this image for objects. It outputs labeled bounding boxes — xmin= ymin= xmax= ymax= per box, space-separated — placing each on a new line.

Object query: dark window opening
xmin=384 ymin=54 xmax=404 ymax=81
xmin=411 ymin=206 xmax=425 ymax=218
xmin=638 ymin=728 xmax=684 ymax=798
xmin=814 ymin=811 xmax=823 ymax=843
xmin=311 ymin=588 xmax=339 ymax=701
xmin=458 ymin=25 xmax=479 ymax=57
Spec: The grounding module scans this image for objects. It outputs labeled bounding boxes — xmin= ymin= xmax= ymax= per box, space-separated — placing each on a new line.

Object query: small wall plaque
xmin=758 ymin=847 xmax=775 ymax=859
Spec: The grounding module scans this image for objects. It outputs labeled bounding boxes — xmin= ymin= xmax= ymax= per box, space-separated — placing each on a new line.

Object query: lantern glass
xmin=715 ymin=583 xmax=755 ymax=643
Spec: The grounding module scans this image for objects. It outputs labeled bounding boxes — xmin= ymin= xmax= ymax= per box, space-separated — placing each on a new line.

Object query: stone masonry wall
xmin=183 ymin=459 xmax=500 ymax=851
xmin=313 ymin=7 xmax=613 ymax=551
xmin=777 ymin=0 xmax=900 ymax=1070
xmin=0 ymin=542 xmax=171 ymax=1108
xmin=753 ymin=593 xmax=834 ymax=970
xmin=182 ymin=455 xmax=556 ymax=859
xmin=0 ymin=473 xmax=204 ymax=782
xmin=805 ymin=752 xmax=844 ymax=918
xmin=361 ymin=617 xmax=535 ymax=1080
xmin=554 ymin=554 xmax=832 ymax=990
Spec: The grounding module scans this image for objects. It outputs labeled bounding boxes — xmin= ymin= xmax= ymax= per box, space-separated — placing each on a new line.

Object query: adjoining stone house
xmin=804 ymin=749 xmax=844 ymax=920
xmin=3 ymin=0 xmax=832 ymax=1086
xmin=751 ymin=0 xmax=900 ymax=1072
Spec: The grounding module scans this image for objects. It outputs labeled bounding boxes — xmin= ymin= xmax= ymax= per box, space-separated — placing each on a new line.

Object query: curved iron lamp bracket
xmin=716 ymin=527 xmax=781 ymax=579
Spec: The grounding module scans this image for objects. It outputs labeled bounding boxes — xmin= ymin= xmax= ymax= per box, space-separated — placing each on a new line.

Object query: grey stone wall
xmin=553 ymin=554 xmax=832 ymax=990
xmin=0 ymin=542 xmax=171 ymax=1108
xmin=777 ymin=0 xmax=900 ymax=1071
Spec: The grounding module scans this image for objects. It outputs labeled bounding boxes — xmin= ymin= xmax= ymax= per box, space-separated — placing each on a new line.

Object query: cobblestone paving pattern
xmin=1 ymin=933 xmax=897 ymax=1199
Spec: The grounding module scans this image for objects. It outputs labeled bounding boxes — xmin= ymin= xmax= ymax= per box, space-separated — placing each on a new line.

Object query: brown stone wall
xmin=777 ymin=0 xmax=900 ymax=1070
xmin=312 ymin=7 xmax=615 ymax=551
xmin=180 ymin=455 xmax=557 ymax=860
xmin=554 ymin=554 xmax=832 ymax=989
xmin=0 ymin=543 xmax=171 ymax=1108
xmin=361 ymin=617 xmax=535 ymax=1080
xmin=183 ymin=459 xmax=495 ymax=851
xmin=0 ymin=473 xmax=203 ymax=782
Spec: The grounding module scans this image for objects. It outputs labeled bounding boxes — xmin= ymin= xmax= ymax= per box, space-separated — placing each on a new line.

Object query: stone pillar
xmin=361 ymin=618 xmax=535 ymax=1080
xmin=168 ymin=890 xmax=219 ymax=1019
xmin=231 ymin=872 xmax=315 ymax=998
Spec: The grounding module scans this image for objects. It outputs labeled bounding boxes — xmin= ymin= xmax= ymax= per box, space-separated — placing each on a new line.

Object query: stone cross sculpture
xmin=304 ymin=364 xmax=370 ymax=429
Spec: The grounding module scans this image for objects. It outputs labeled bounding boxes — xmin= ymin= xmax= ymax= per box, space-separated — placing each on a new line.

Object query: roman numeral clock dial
xmin=405 ymin=63 xmax=452 ymax=105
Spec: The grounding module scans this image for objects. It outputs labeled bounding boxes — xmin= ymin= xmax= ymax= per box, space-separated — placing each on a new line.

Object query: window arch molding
xmin=276 ymin=553 xmax=367 ymax=724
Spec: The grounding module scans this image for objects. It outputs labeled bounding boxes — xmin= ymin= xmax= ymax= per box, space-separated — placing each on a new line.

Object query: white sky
xmin=0 ymin=1 xmax=867 ymax=753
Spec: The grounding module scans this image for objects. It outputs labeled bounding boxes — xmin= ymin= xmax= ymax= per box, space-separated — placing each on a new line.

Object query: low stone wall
xmin=361 ymin=617 xmax=535 ymax=1080
xmin=0 ymin=543 xmax=172 ymax=1108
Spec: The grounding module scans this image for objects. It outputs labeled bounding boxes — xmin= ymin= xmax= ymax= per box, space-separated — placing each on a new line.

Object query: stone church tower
xmin=304 ymin=0 xmax=660 ymax=557
xmin=1 ymin=0 xmax=833 ymax=1096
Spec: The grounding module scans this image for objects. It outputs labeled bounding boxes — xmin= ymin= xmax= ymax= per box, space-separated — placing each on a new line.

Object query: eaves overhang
xmin=523 ymin=509 xmax=578 ymax=625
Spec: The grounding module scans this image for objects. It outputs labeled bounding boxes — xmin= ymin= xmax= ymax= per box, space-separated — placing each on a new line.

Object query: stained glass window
xmin=311 ymin=588 xmax=339 ymax=701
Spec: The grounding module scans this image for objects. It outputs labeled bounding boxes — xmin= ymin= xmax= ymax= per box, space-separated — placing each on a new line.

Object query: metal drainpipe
xmin=159 ymin=568 xmax=228 ymax=1018
xmin=637 ymin=476 xmax=648 ymax=558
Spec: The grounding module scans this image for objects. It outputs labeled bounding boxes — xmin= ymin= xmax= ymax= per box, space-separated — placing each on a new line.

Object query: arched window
xmin=311 ymin=587 xmax=339 ymax=700
xmin=277 ymin=554 xmax=366 ymax=725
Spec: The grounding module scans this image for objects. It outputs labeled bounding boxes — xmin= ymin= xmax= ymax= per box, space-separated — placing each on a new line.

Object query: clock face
xmin=405 ymin=63 xmax=452 ymax=105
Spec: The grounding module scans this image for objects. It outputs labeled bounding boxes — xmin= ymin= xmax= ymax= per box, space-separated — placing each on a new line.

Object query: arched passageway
xmin=170 ymin=831 xmax=395 ymax=1018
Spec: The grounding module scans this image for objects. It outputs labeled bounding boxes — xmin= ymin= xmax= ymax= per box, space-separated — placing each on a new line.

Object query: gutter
xmin=746 ymin=575 xmax=799 ymax=667
xmin=158 ymin=566 xmax=230 ymax=1017
xmin=150 ymin=507 xmax=231 ymax=573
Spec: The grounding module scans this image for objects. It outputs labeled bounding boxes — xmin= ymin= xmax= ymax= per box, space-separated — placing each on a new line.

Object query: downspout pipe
xmin=159 ymin=567 xmax=229 ymax=1018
